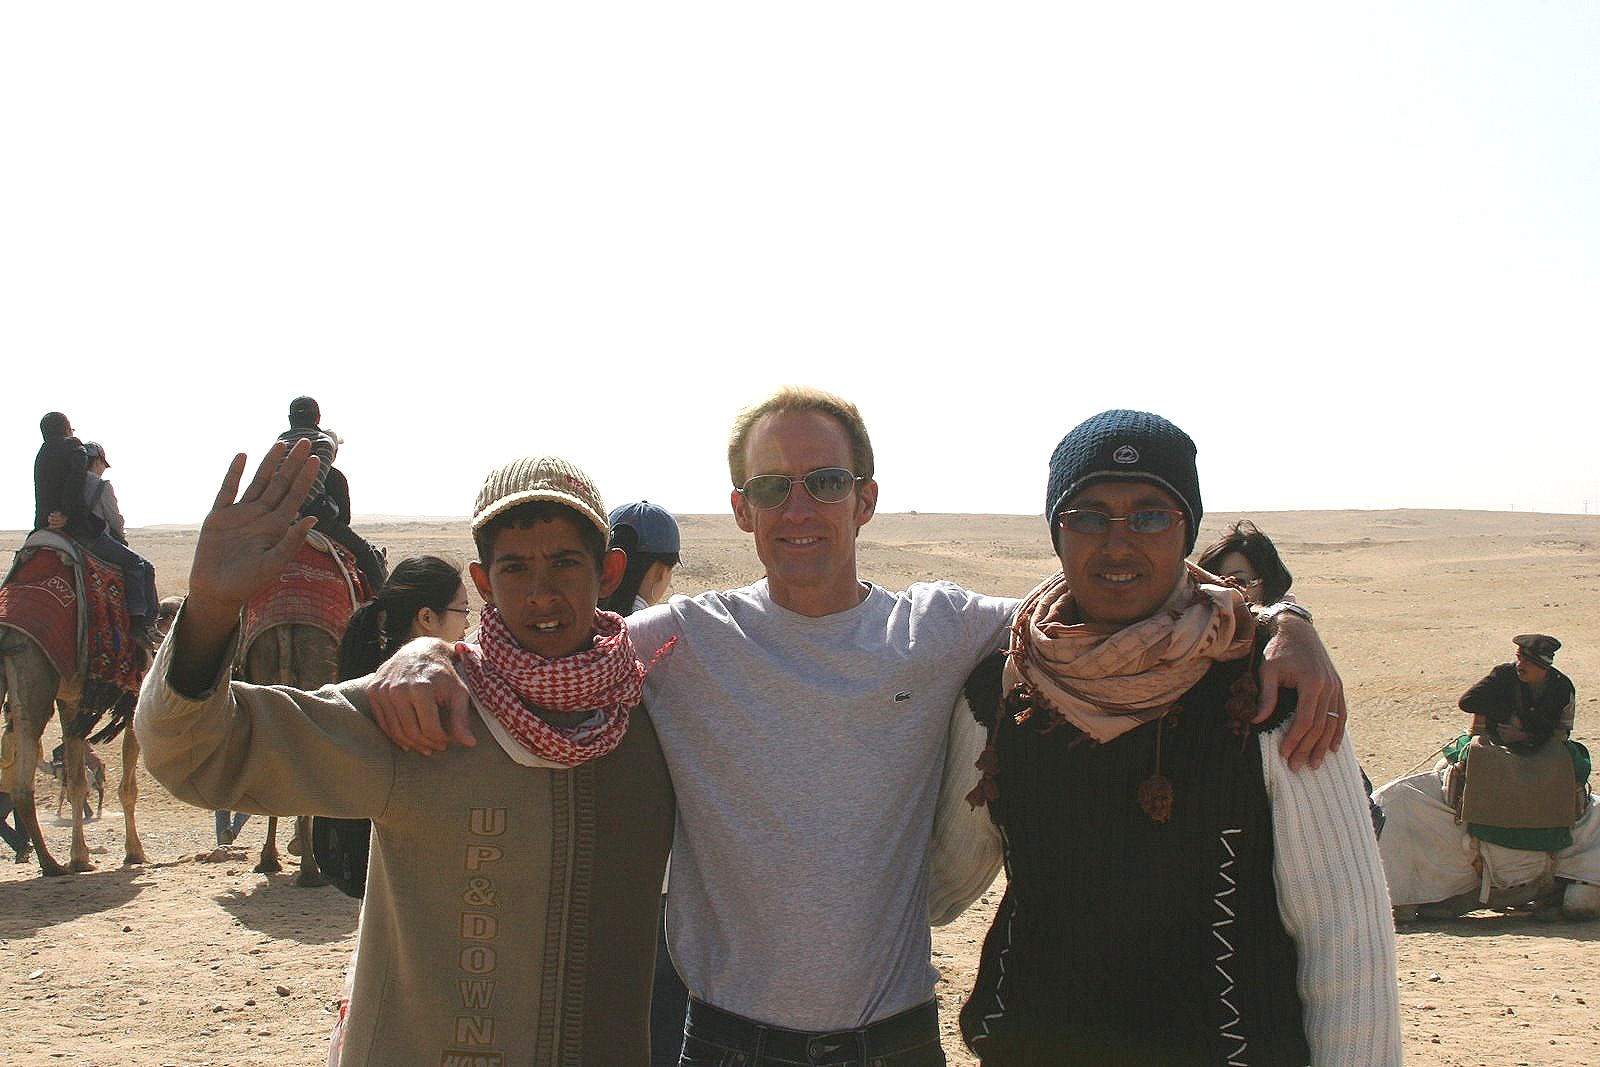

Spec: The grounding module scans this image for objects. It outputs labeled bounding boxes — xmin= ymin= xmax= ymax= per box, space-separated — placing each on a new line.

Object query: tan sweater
xmin=134 ymin=617 xmax=674 ymax=1066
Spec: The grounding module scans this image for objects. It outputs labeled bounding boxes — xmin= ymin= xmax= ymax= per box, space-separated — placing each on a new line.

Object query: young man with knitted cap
xmin=958 ymin=409 xmax=1400 ymax=1065
xmin=135 ymin=440 xmax=675 ymax=1064
xmin=369 ymin=388 xmax=1355 ymax=1065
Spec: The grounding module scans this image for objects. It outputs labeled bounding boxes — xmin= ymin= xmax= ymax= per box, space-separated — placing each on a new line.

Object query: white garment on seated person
xmin=1374 ymin=764 xmax=1600 ymax=906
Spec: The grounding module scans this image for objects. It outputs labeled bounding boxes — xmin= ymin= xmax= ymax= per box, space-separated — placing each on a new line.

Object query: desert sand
xmin=3 ymin=509 xmax=1597 ymax=1066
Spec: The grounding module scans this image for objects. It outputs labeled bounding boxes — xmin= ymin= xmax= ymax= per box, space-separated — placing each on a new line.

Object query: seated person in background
xmin=276 ymin=396 xmax=387 ymax=590
xmin=959 ymin=410 xmax=1400 ymax=1066
xmin=1376 ymin=632 xmax=1596 ymax=920
xmin=1461 ymin=634 xmax=1575 ymax=753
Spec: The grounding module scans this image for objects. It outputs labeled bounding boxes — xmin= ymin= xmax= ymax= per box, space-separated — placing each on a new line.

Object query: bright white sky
xmin=4 ymin=4 xmax=1598 ymax=533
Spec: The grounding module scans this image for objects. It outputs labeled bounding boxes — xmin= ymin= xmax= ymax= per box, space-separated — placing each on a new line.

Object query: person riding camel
xmin=275 ymin=396 xmax=387 ymax=591
xmin=32 ymin=414 xmax=161 ymax=647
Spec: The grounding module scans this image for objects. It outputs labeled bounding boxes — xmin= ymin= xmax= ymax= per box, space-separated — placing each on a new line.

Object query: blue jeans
xmin=0 ymin=792 xmax=27 ymax=855
xmin=680 ymin=999 xmax=945 ymax=1067
xmin=215 ymin=810 xmax=250 ymax=844
xmin=85 ymin=533 xmax=158 ymax=621
xmin=652 ymin=895 xmax=690 ymax=1067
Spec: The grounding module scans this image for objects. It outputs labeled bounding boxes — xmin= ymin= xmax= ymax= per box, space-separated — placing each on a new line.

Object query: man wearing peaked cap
xmin=1460 ymin=633 xmax=1576 ymax=752
xmin=1372 ymin=632 xmax=1591 ymax=922
xmin=136 ymin=444 xmax=674 ymax=1063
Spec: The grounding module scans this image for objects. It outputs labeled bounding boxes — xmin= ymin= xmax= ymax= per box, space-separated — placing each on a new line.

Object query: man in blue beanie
xmin=960 ymin=408 xmax=1400 ymax=1065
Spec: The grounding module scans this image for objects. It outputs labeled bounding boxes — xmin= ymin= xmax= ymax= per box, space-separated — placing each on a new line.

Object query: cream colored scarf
xmin=1003 ymin=561 xmax=1254 ymax=745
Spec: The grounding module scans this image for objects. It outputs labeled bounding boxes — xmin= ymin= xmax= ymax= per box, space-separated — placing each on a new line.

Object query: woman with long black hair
xmin=313 ymin=554 xmax=471 ymax=896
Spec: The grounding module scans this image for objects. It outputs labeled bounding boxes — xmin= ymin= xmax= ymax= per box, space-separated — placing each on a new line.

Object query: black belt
xmin=686 ymin=997 xmax=940 ymax=1065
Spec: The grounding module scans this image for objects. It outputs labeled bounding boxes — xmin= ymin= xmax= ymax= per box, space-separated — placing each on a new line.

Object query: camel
xmin=230 ymin=529 xmax=371 ymax=887
xmin=1375 ymin=761 xmax=1600 ymax=923
xmin=0 ymin=596 xmax=180 ymax=875
xmin=234 ymin=622 xmax=340 ymax=886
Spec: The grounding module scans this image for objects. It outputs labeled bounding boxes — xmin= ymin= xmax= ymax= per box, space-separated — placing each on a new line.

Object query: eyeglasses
xmin=1056 ymin=508 xmax=1185 ymax=535
xmin=444 ymin=606 xmax=474 ymax=618
xmin=737 ymin=467 xmax=866 ymax=510
xmin=1221 ymin=572 xmax=1264 ymax=589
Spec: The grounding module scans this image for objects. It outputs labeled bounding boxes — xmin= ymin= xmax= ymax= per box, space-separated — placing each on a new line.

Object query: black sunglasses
xmin=1056 ymin=508 xmax=1185 ymax=535
xmin=737 ymin=467 xmax=866 ymax=510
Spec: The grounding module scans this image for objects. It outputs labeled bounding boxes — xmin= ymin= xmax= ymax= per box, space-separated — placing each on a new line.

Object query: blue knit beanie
xmin=1045 ymin=409 xmax=1202 ymax=553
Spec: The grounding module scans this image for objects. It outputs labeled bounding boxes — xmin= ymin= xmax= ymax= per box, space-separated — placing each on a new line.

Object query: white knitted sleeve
xmin=1260 ymin=728 xmax=1402 ymax=1067
xmin=927 ymin=693 xmax=1004 ymax=925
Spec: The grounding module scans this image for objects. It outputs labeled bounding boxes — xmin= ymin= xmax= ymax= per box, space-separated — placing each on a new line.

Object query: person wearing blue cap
xmin=603 ymin=501 xmax=682 ymax=618
xmin=602 ymin=500 xmax=688 ymax=1067
xmin=959 ymin=409 xmax=1400 ymax=1066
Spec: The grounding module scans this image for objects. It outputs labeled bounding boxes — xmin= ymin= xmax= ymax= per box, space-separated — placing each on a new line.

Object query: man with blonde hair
xmin=372 ymin=385 xmax=1347 ymax=1065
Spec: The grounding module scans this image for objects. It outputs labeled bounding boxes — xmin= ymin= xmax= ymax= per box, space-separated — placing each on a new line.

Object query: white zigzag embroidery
xmin=968 ymin=901 xmax=1013 ymax=1049
xmin=1216 ymin=827 xmax=1248 ymax=1065
xmin=969 ymin=840 xmax=1015 ymax=1050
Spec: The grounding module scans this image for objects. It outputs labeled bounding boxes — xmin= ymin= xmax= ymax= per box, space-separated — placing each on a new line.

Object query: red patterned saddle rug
xmin=241 ymin=531 xmax=368 ymax=650
xmin=0 ymin=532 xmax=145 ymax=733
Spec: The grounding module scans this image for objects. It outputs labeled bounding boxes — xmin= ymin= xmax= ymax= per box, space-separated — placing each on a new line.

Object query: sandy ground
xmin=3 ymin=509 xmax=1598 ymax=1066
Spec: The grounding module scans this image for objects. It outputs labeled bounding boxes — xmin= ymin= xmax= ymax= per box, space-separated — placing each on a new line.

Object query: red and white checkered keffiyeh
xmin=457 ymin=604 xmax=675 ymax=767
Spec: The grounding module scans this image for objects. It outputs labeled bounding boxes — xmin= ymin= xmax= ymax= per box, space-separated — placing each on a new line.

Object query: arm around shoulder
xmin=928 ymin=689 xmax=1003 ymax=925
xmin=136 ymin=602 xmax=396 ymax=819
xmin=1260 ymin=726 xmax=1402 ymax=1067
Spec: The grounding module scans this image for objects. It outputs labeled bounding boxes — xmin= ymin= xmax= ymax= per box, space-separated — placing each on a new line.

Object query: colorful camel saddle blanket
xmin=241 ymin=531 xmax=365 ymax=650
xmin=1445 ymin=733 xmax=1591 ymax=850
xmin=0 ymin=531 xmax=144 ymax=716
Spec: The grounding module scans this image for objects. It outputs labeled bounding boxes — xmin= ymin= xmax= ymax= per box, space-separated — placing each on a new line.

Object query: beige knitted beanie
xmin=471 ymin=456 xmax=609 ymax=541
